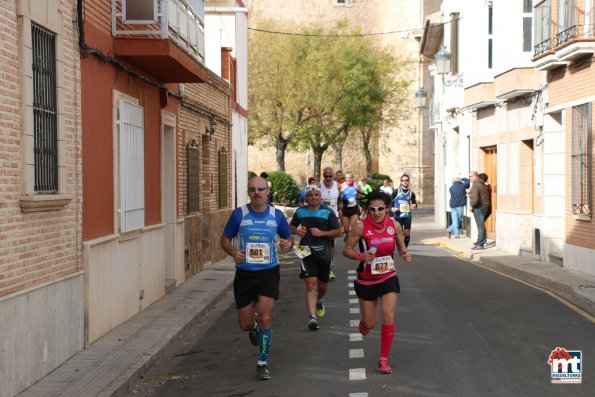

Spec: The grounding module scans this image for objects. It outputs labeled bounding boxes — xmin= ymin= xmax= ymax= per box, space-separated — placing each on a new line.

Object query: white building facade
xmin=423 ymin=0 xmax=557 ymax=259
xmin=206 ymin=0 xmax=249 ymax=207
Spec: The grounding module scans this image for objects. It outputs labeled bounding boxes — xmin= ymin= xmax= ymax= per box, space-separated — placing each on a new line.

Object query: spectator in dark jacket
xmin=447 ymin=176 xmax=470 ymax=238
xmin=478 ymin=173 xmax=492 ymax=220
xmin=469 ymin=171 xmax=490 ymax=249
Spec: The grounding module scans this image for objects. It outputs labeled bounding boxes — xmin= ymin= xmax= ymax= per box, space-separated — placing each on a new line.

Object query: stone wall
xmin=184 ymin=209 xmax=232 ymax=276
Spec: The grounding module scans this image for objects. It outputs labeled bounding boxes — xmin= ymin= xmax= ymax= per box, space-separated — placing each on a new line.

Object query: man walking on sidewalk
xmin=468 ymin=171 xmax=490 ymax=250
xmin=220 ymin=176 xmax=294 ymax=381
xmin=447 ymin=176 xmax=470 ymax=238
xmin=290 ymin=185 xmax=342 ymax=331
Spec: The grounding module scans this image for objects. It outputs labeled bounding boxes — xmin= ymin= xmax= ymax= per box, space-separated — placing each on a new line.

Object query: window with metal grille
xmin=571 ymin=103 xmax=592 ymax=217
xmin=117 ymin=100 xmax=145 ymax=232
xmin=187 ymin=140 xmax=200 ymax=213
xmin=219 ymin=148 xmax=228 ymax=209
xmin=32 ymin=24 xmax=58 ymax=193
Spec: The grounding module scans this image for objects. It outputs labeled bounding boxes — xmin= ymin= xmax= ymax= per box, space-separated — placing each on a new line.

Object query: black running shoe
xmin=308 ymin=317 xmax=319 ymax=331
xmin=256 ymin=364 xmax=271 ymax=381
xmin=248 ymin=325 xmax=258 ymax=346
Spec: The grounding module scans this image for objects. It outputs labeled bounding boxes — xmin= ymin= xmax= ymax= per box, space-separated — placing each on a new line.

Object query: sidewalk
xmin=18 ymin=259 xmax=236 ymax=397
xmin=415 ymin=207 xmax=595 ymax=319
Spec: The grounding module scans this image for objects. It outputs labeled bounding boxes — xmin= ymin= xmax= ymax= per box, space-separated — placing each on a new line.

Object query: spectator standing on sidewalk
xmin=447 ymin=176 xmax=470 ymax=238
xmin=478 ymin=173 xmax=493 ymax=220
xmin=468 ymin=171 xmax=490 ymax=250
xmin=220 ymin=176 xmax=294 ymax=381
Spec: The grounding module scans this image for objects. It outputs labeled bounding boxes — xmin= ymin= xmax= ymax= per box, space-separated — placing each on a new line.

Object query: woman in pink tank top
xmin=343 ymin=190 xmax=412 ymax=374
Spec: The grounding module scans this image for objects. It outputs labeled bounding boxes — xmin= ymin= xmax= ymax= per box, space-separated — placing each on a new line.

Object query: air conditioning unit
xmin=123 ymin=0 xmax=157 ymax=24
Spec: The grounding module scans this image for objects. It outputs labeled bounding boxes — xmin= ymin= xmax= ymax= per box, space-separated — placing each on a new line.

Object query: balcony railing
xmin=556 ymin=25 xmax=579 ymax=46
xmin=534 ymin=38 xmax=553 ymax=57
xmin=112 ymin=0 xmax=205 ymax=64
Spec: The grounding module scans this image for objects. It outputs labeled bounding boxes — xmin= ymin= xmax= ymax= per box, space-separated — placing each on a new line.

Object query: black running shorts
xmin=395 ymin=216 xmax=412 ymax=230
xmin=233 ymin=266 xmax=280 ymax=309
xmin=354 ymin=275 xmax=400 ymax=301
xmin=299 ymin=255 xmax=332 ymax=283
xmin=342 ymin=205 xmax=360 ymax=218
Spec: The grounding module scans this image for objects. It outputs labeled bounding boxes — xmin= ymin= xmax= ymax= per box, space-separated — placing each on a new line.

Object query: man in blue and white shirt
xmin=220 ymin=176 xmax=294 ymax=381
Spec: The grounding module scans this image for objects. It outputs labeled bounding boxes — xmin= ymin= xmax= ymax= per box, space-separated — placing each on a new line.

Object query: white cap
xmin=305 ymin=184 xmax=321 ymax=193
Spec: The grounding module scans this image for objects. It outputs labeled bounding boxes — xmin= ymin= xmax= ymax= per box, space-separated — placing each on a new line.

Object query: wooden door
xmin=483 ymin=147 xmax=497 ymax=239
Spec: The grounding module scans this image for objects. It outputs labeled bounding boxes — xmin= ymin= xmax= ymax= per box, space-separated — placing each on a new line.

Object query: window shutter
xmin=218 ymin=148 xmax=228 ymax=209
xmin=118 ymin=100 xmax=145 ymax=232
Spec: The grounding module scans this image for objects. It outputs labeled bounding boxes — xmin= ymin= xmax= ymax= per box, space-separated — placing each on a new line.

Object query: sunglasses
xmin=248 ymin=186 xmax=268 ymax=192
xmin=323 ymin=175 xmax=333 ymax=178
xmin=401 ymin=179 xmax=409 ymax=182
xmin=368 ymin=206 xmax=386 ymax=212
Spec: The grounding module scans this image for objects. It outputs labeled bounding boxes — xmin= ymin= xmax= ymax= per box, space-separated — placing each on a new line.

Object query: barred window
xmin=32 ymin=24 xmax=58 ymax=192
xmin=571 ymin=103 xmax=592 ymax=217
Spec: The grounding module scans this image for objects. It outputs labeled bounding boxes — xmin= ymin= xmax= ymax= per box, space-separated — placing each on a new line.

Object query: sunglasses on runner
xmin=368 ymin=206 xmax=386 ymax=212
xmin=401 ymin=179 xmax=409 ymax=182
xmin=323 ymin=175 xmax=333 ymax=178
xmin=248 ymin=186 xmax=268 ymax=192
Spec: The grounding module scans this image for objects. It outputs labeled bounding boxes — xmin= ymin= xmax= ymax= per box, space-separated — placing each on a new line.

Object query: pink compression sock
xmin=380 ymin=323 xmax=395 ymax=359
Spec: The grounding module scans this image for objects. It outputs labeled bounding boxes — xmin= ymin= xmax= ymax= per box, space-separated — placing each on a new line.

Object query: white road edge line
xmin=349 ymin=333 xmax=363 ymax=342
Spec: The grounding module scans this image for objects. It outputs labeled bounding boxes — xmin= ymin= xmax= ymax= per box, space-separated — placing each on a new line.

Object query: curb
xmin=478 ymin=256 xmax=595 ymax=318
xmin=425 ymin=239 xmax=472 ymax=259
xmin=110 ymin=274 xmax=235 ymax=397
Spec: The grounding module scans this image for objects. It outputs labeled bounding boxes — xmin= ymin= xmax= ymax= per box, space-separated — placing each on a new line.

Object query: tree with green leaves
xmin=249 ymin=21 xmax=410 ymax=176
xmin=248 ymin=22 xmax=320 ymax=171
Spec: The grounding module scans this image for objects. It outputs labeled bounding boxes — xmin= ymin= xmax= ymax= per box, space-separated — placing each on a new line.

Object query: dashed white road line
xmin=349 ymin=290 xmax=356 ymax=296
xmin=349 ymin=368 xmax=366 ymax=380
xmin=349 ymin=393 xmax=368 ymax=397
xmin=349 ymin=319 xmax=360 ymax=327
xmin=349 ymin=333 xmax=363 ymax=342
xmin=349 ymin=298 xmax=359 ymax=304
xmin=348 ymin=275 xmax=356 ymax=280
xmin=349 ymin=307 xmax=359 ymax=314
xmin=349 ymin=348 xmax=364 ymax=358
xmin=347 ymin=269 xmax=356 ymax=274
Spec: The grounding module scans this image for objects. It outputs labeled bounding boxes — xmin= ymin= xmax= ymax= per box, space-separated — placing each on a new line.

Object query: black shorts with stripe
xmin=299 ymin=254 xmax=332 ymax=283
xmin=233 ymin=266 xmax=280 ymax=309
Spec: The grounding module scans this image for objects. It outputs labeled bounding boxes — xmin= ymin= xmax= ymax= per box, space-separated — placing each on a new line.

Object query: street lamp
xmin=205 ymin=116 xmax=217 ymax=140
xmin=435 ymin=46 xmax=451 ymax=75
xmin=415 ymin=88 xmax=428 ymax=109
xmin=434 ymin=46 xmax=463 ymax=87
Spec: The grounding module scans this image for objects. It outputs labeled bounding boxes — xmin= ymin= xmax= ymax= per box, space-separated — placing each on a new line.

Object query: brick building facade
xmin=0 ymin=1 xmax=83 ymax=396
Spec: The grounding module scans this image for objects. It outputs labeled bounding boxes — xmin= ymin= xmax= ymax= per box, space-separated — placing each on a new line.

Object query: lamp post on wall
xmin=435 ymin=46 xmax=463 ymax=87
xmin=415 ymin=88 xmax=428 ymax=109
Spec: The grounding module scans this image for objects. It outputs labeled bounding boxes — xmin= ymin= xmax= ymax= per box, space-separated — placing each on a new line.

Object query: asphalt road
xmin=131 ymin=239 xmax=595 ymax=397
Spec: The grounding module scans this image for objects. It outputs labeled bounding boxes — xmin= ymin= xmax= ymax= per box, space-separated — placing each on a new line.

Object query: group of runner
xmin=220 ymin=172 xmax=416 ymax=381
